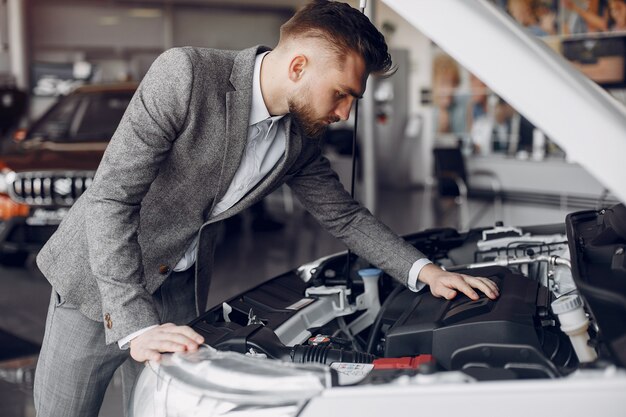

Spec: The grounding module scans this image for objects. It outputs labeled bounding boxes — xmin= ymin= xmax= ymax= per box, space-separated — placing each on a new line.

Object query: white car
xmin=130 ymin=2 xmax=626 ymax=416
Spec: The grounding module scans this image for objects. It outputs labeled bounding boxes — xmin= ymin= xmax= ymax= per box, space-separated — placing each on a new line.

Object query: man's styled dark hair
xmin=280 ymin=0 xmax=394 ymax=76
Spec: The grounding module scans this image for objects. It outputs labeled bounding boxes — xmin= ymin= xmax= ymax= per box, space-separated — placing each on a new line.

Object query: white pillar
xmin=360 ymin=0 xmax=377 ymax=213
xmin=0 ymin=2 xmax=8 ymax=73
xmin=7 ymin=0 xmax=28 ymax=89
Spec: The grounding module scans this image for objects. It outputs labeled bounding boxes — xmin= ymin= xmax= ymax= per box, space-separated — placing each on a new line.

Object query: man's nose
xmin=335 ymin=98 xmax=354 ymax=121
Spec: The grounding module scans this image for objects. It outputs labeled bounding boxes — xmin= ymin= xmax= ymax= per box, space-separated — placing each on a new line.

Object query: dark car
xmin=0 ymin=83 xmax=136 ymax=266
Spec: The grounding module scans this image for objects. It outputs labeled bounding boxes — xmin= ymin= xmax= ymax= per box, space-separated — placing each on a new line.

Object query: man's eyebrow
xmin=341 ymin=86 xmax=364 ymax=99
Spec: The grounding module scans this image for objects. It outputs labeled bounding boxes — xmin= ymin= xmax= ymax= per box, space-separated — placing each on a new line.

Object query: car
xmin=0 ymin=83 xmax=136 ymax=266
xmin=128 ymin=1 xmax=626 ymax=416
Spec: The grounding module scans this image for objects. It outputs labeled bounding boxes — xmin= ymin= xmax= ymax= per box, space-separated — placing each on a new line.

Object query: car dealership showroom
xmin=1 ymin=0 xmax=626 ymax=416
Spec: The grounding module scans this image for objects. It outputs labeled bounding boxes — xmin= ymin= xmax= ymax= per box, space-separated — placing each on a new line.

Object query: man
xmin=33 ymin=1 xmax=499 ymax=415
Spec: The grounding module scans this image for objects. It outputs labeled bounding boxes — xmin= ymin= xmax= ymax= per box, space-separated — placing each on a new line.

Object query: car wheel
xmin=0 ymin=251 xmax=29 ymax=268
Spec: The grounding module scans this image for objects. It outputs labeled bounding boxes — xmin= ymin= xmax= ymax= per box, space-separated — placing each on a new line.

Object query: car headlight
xmin=0 ymin=169 xmax=16 ymax=195
xmin=129 ymin=345 xmax=330 ymax=417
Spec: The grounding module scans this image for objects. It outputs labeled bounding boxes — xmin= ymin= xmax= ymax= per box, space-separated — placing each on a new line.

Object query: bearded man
xmin=33 ymin=1 xmax=499 ymax=415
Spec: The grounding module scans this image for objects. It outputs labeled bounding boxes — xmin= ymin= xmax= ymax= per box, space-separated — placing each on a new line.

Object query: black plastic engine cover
xmin=383 ymin=266 xmax=575 ymax=375
xmin=189 ymin=271 xmax=310 ymax=345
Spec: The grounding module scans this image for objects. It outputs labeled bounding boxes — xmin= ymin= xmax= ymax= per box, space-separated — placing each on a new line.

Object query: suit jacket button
xmin=104 ymin=313 xmax=112 ymax=329
xmin=159 ymin=264 xmax=170 ymax=275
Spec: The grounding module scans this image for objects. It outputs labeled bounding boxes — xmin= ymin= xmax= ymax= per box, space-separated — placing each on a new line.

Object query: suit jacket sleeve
xmin=84 ymin=48 xmax=193 ymax=344
xmin=287 ymin=149 xmax=428 ymax=287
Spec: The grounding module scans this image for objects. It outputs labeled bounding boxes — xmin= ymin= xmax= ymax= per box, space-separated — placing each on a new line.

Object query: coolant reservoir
xmin=551 ymin=294 xmax=597 ymax=363
xmin=357 ymin=268 xmax=382 ymax=312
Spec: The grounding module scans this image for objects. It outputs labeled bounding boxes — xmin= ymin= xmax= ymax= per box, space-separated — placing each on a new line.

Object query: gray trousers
xmin=34 ymin=268 xmax=197 ymax=417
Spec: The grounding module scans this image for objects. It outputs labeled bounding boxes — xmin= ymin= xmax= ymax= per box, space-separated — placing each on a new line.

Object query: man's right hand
xmin=130 ymin=323 xmax=204 ymax=362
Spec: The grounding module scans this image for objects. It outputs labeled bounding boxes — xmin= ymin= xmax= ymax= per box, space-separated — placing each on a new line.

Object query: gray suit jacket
xmin=36 ymin=46 xmax=427 ymax=345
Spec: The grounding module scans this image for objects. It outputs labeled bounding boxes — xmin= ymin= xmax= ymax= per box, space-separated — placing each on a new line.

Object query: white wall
xmin=30 ymin=2 xmax=293 ymax=78
xmin=173 ymin=8 xmax=286 ymax=49
xmin=31 ymin=4 xmax=165 ymax=50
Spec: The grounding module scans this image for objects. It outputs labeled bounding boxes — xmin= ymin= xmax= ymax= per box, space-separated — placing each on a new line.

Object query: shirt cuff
xmin=407 ymin=258 xmax=433 ymax=292
xmin=118 ymin=325 xmax=159 ymax=350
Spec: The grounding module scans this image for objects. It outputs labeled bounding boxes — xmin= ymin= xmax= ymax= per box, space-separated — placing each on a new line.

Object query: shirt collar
xmin=249 ymin=51 xmax=284 ymax=126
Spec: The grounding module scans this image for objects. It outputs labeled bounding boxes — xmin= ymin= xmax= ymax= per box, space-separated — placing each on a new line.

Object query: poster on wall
xmin=430 ymin=0 xmax=626 ymax=157
xmin=489 ymin=0 xmax=625 ymax=37
xmin=489 ymin=0 xmax=626 ymax=87
xmin=31 ymin=61 xmax=93 ymax=97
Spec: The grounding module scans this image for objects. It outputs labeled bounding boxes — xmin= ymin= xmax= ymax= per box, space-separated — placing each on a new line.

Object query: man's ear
xmin=288 ymin=55 xmax=307 ymax=82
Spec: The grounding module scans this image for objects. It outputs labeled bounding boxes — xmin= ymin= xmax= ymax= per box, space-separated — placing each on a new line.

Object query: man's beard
xmin=288 ymin=88 xmax=338 ymax=139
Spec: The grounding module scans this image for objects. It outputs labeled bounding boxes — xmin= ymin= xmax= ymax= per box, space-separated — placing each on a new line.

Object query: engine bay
xmin=129 ymin=205 xmax=626 ymax=417
xmin=185 ymin=204 xmax=625 ymax=384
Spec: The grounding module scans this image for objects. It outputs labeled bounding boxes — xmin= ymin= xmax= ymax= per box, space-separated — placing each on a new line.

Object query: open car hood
xmin=382 ymin=0 xmax=626 ymax=204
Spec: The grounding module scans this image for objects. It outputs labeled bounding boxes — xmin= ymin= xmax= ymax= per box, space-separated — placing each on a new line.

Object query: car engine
xmin=129 ymin=205 xmax=626 ymax=417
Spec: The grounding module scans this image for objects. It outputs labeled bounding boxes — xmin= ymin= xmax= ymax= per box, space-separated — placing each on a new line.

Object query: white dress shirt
xmin=171 ymin=51 xmax=284 ymax=273
xmin=118 ymin=52 xmax=430 ymax=349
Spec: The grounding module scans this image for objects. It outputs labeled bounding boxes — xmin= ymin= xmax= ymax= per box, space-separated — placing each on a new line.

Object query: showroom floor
xmin=0 ymin=187 xmax=575 ymax=417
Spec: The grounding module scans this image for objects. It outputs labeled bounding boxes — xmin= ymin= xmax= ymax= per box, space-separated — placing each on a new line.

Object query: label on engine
xmin=330 ymin=362 xmax=374 ymax=385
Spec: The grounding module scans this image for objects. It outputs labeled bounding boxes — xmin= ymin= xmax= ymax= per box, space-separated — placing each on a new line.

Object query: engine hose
xmin=366 ymin=284 xmax=405 ymax=354
xmin=291 ymin=345 xmax=376 ymax=365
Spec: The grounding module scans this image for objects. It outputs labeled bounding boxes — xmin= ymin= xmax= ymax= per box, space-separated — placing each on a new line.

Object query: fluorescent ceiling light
xmin=128 ymin=8 xmax=162 ymax=19
xmin=98 ymin=16 xmax=120 ymax=26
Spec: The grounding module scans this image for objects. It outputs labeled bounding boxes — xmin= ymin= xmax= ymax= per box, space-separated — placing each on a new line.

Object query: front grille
xmin=8 ymin=171 xmax=94 ymax=207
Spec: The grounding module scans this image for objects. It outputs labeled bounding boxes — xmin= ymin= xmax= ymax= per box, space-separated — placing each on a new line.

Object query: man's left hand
xmin=418 ymin=263 xmax=499 ymax=300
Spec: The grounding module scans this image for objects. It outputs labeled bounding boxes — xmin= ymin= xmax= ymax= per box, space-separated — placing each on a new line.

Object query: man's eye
xmin=336 ymin=91 xmax=347 ymax=99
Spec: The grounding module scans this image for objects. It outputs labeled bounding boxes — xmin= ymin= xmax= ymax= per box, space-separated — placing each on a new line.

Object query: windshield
xmin=29 ymin=91 xmax=133 ymax=142
xmin=29 ymin=94 xmax=81 ymax=141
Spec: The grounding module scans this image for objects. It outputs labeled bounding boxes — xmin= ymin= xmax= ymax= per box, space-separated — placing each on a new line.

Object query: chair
xmin=431 ymin=147 xmax=503 ymax=230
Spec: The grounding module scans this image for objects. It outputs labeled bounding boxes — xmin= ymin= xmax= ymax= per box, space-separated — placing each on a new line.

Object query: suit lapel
xmin=209 ymin=46 xmax=270 ymax=215
xmin=271 ymin=115 xmax=302 ymax=183
xmin=210 ymin=90 xmax=250 ymax=211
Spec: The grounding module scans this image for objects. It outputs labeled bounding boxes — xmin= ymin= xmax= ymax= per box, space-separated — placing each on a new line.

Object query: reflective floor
xmin=0 ymin=186 xmax=574 ymax=417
